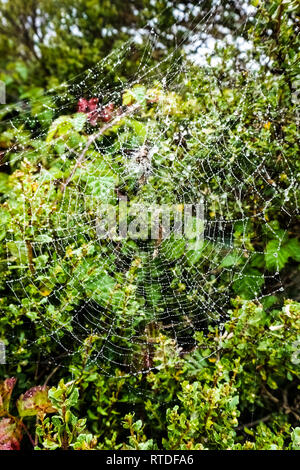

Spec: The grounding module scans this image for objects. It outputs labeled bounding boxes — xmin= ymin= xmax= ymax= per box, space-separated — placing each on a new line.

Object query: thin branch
xmin=262 ymin=384 xmax=279 ymax=404
xmin=7 ymin=413 xmax=35 ymax=447
xmin=19 ymin=419 xmax=36 ymax=447
xmin=25 ymin=239 xmax=35 ymax=275
xmin=60 ymin=104 xmax=140 ymax=192
xmin=237 ymin=414 xmax=272 ymax=431
xmin=43 ymin=365 xmax=60 ymax=387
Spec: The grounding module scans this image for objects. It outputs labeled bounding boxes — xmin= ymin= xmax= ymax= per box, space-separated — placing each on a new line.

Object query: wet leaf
xmin=0 ymin=418 xmax=22 ymax=450
xmin=17 ymin=386 xmax=56 ymax=417
xmin=0 ymin=377 xmax=16 ymax=415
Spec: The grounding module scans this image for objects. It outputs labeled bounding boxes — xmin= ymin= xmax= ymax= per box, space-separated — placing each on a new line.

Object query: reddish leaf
xmin=17 ymin=385 xmax=56 ymax=417
xmin=99 ymin=103 xmax=114 ymax=122
xmin=76 ymin=97 xmax=115 ymax=126
xmin=87 ymin=97 xmax=99 ymax=111
xmin=0 ymin=418 xmax=22 ymax=450
xmin=77 ymin=97 xmax=101 ymax=125
xmin=77 ymin=98 xmax=88 ymax=113
xmin=87 ymin=110 xmax=99 ymax=126
xmin=87 ymin=98 xmax=100 ymax=125
xmin=0 ymin=377 xmax=16 ymax=415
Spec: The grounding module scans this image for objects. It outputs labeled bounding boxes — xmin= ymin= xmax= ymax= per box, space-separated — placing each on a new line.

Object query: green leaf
xmin=0 ymin=173 xmax=9 ymax=193
xmin=7 ymin=241 xmax=28 ymax=264
xmin=84 ymin=175 xmax=116 ymax=201
xmin=66 ymin=388 xmax=79 ymax=408
xmin=265 ymin=239 xmax=290 ymax=271
xmin=122 ymin=85 xmax=146 ymax=107
xmin=161 ymin=236 xmax=186 ymax=261
xmin=15 ymin=62 xmax=28 ymax=81
xmin=292 ymin=428 xmax=300 ymax=450
xmin=220 ymin=252 xmax=240 ymax=267
xmin=46 ymin=116 xmax=73 ymax=142
xmin=228 ymin=395 xmax=239 ymax=410
xmin=286 ymin=238 xmax=300 ymax=262
xmin=35 ymin=234 xmax=53 ymax=243
xmin=43 ymin=439 xmax=60 ymax=450
xmin=72 ymin=113 xmax=87 ymax=131
xmin=233 ymin=268 xmax=264 ymax=299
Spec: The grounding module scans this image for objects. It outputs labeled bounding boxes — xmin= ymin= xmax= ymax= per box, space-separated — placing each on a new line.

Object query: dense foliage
xmin=0 ymin=0 xmax=299 ymax=451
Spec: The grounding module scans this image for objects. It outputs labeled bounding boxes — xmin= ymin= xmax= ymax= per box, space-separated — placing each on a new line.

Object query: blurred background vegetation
xmin=0 ymin=1 xmax=255 ymax=87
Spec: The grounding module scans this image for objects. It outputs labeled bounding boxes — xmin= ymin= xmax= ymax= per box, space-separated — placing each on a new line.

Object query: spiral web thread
xmin=0 ymin=3 xmax=298 ymax=382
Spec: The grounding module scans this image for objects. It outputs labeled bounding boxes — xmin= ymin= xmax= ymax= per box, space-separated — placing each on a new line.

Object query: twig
xmin=43 ymin=365 xmax=60 ymax=387
xmin=7 ymin=413 xmax=35 ymax=447
xmin=60 ymin=104 xmax=140 ymax=192
xmin=261 ymin=384 xmax=279 ymax=404
xmin=25 ymin=239 xmax=35 ymax=275
xmin=32 ymin=366 xmax=60 ymax=446
xmin=19 ymin=419 xmax=36 ymax=447
xmin=282 ymin=388 xmax=300 ymax=421
xmin=236 ymin=414 xmax=272 ymax=431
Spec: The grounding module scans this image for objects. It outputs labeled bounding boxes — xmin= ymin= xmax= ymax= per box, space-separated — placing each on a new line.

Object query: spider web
xmin=0 ymin=3 xmax=298 ymax=382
